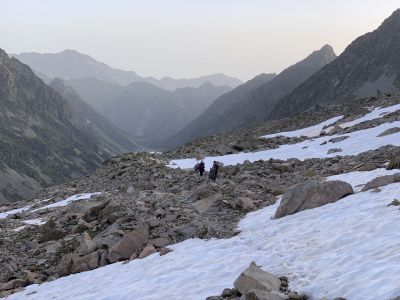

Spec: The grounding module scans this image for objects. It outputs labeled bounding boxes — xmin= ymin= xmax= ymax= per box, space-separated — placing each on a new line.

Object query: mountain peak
xmin=379 ymin=8 xmax=400 ymax=31
xmin=0 ymin=48 xmax=9 ymax=61
xmin=60 ymin=49 xmax=80 ymax=55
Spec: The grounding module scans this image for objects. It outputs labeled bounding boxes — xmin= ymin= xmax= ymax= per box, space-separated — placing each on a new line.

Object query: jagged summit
xmin=269 ymin=9 xmax=400 ymax=120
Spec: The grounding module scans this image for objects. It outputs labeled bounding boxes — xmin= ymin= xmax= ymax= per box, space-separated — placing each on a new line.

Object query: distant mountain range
xmin=0 ymin=49 xmax=139 ymax=204
xmin=269 ymin=9 xmax=400 ymax=119
xmin=12 ymin=50 xmax=243 ymax=90
xmin=168 ymin=45 xmax=336 ymax=147
xmin=66 ymin=78 xmax=232 ymax=146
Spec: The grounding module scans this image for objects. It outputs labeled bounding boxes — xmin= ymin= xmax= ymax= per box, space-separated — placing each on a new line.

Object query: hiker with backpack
xmin=198 ymin=160 xmax=205 ymax=176
xmin=209 ymin=161 xmax=220 ymax=182
xmin=194 ymin=160 xmax=205 ymax=176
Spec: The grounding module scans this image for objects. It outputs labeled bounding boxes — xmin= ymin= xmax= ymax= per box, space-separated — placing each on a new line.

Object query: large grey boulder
xmin=107 ymin=230 xmax=148 ymax=263
xmin=275 ymin=180 xmax=353 ymax=218
xmin=234 ymin=262 xmax=281 ymax=295
xmin=361 ymin=174 xmax=400 ymax=191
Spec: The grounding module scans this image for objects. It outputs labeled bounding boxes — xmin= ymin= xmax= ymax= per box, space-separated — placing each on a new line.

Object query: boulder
xmin=377 ymin=127 xmax=400 ymax=137
xmin=175 ymin=224 xmax=198 ymax=239
xmin=38 ymin=218 xmax=64 ymax=243
xmin=151 ymin=237 xmax=170 ymax=248
xmin=72 ymin=219 xmax=92 ymax=234
xmin=195 ymin=193 xmax=222 ymax=213
xmin=246 ymin=290 xmax=288 ymax=300
xmin=235 ymin=197 xmax=255 ymax=211
xmin=71 ymin=251 xmax=100 ymax=274
xmin=0 ymin=279 xmax=28 ymax=291
xmin=275 ymin=180 xmax=353 ymax=218
xmin=234 ymin=262 xmax=281 ymax=295
xmin=272 ymin=163 xmax=291 ymax=173
xmin=328 ymin=136 xmax=349 ymax=143
xmin=138 ymin=244 xmax=157 ymax=259
xmin=79 ymin=231 xmax=97 ymax=255
xmin=25 ymin=271 xmax=47 ymax=284
xmin=361 ymin=174 xmax=400 ymax=192
xmin=107 ymin=230 xmax=148 ymax=263
xmin=387 ymin=157 xmax=400 ymax=170
xmin=82 ymin=199 xmax=108 ymax=222
xmin=327 ymin=148 xmax=343 ymax=154
xmin=159 ymin=247 xmax=173 ymax=256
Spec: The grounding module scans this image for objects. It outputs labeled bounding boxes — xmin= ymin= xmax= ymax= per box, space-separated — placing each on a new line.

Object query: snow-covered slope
xmin=8 ymin=168 xmax=400 ymax=300
xmin=169 ymin=103 xmax=400 ymax=170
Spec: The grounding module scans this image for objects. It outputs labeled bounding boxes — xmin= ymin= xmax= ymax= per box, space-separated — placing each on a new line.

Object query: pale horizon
xmin=1 ymin=0 xmax=399 ymax=81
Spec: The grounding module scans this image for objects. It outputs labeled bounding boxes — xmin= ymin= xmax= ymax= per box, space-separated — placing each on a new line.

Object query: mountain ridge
xmin=12 ymin=50 xmax=243 ymax=90
xmin=167 ymin=44 xmax=336 ymax=148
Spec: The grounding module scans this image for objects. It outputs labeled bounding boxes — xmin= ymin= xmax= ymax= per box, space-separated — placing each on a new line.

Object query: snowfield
xmin=8 ymin=169 xmax=400 ymax=300
xmin=0 ymin=193 xmax=100 ymax=220
xmin=339 ymin=104 xmax=400 ymax=129
xmin=31 ymin=193 xmax=101 ymax=212
xmin=169 ymin=120 xmax=400 ymax=170
xmin=261 ymin=116 xmax=343 ymax=139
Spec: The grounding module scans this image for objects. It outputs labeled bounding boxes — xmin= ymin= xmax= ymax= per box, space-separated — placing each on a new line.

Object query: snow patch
xmin=339 ymin=104 xmax=400 ymax=129
xmin=23 ymin=218 xmax=46 ymax=226
xmin=0 ymin=205 xmax=31 ymax=219
xmin=32 ymin=193 xmax=101 ymax=212
xmin=169 ymin=121 xmax=400 ymax=170
xmin=261 ymin=116 xmax=343 ymax=139
xmin=327 ymin=168 xmax=400 ymax=192
xmin=9 ymin=180 xmax=400 ymax=300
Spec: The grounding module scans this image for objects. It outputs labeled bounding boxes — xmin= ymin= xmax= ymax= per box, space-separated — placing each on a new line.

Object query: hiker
xmin=194 ymin=163 xmax=199 ymax=174
xmin=198 ymin=160 xmax=205 ymax=176
xmin=209 ymin=161 xmax=219 ymax=182
xmin=209 ymin=166 xmax=216 ymax=182
xmin=212 ymin=161 xmax=219 ymax=177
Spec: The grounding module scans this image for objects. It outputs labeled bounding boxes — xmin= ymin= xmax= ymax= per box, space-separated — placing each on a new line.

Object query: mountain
xmin=0 ymin=49 xmax=137 ymax=204
xmin=168 ymin=45 xmax=336 ymax=147
xmin=270 ymin=9 xmax=400 ymax=119
xmin=49 ymin=79 xmax=140 ymax=155
xmin=66 ymin=78 xmax=231 ymax=146
xmin=13 ymin=50 xmax=243 ymax=90
xmin=145 ymin=73 xmax=243 ymax=91
xmin=13 ymin=50 xmax=142 ymax=86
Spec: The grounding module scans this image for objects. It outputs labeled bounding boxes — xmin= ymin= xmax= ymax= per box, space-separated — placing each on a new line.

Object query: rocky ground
xmin=1 ymin=94 xmax=400 ymax=298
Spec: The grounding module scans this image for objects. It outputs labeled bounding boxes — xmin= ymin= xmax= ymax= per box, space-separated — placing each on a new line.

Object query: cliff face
xmin=0 ymin=49 xmax=118 ymax=203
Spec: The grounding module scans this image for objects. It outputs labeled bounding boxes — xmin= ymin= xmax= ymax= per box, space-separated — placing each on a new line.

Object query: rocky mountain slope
xmin=49 ymin=78 xmax=140 ymax=154
xmin=67 ymin=78 xmax=232 ymax=146
xmin=269 ymin=9 xmax=400 ymax=120
xmin=168 ymin=45 xmax=336 ymax=148
xmin=0 ymin=49 xmax=138 ymax=204
xmin=13 ymin=50 xmax=243 ymax=90
xmin=2 ymin=92 xmax=400 ymax=299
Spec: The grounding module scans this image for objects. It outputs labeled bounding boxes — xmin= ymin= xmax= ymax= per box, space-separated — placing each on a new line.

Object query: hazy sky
xmin=1 ymin=0 xmax=399 ymax=80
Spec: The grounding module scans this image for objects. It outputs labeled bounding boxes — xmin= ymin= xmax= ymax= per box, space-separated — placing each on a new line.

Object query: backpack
xmin=209 ymin=167 xmax=215 ymax=179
